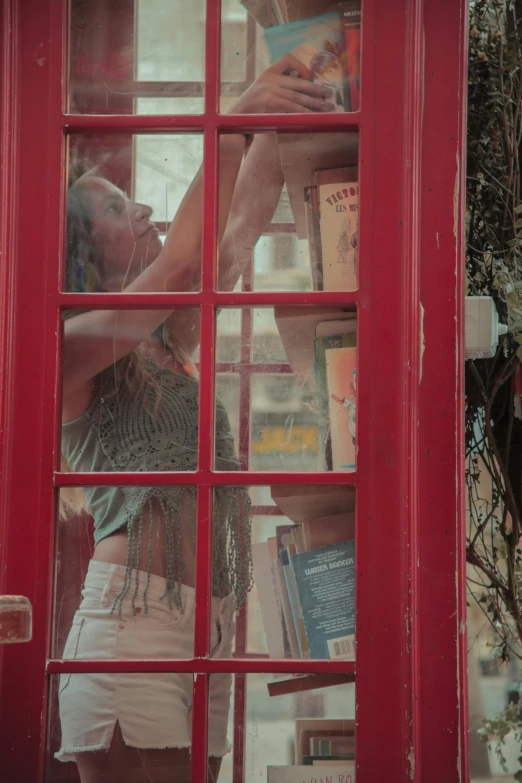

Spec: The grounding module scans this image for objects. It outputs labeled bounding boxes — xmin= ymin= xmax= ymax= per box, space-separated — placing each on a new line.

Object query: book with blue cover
xmin=264 ymin=12 xmax=346 ymax=112
xmin=291 ymin=540 xmax=355 ymax=660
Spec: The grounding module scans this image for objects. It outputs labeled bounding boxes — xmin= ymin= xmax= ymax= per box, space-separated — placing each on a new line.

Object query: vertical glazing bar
xmin=356 ymin=0 xmax=416 ymax=780
xmin=192 ymin=485 xmax=212 ymax=780
xmin=191 ymin=673 xmax=210 ymax=782
xmin=232 ymin=673 xmax=247 ymax=783
xmin=232 ymin=255 xmax=252 ymax=781
xmin=192 ymin=2 xmax=221 ymax=781
xmin=204 ymin=0 xmax=220 ymax=116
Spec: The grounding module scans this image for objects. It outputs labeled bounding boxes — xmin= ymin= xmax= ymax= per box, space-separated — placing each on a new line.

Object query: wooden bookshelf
xmin=267 ymin=671 xmax=355 ymax=697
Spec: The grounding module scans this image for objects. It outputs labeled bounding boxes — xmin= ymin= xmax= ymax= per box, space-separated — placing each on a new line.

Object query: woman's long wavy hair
xmin=61 ymin=167 xmax=172 ymax=519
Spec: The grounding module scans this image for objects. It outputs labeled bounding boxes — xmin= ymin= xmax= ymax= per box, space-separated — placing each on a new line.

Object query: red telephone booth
xmin=0 ymin=0 xmax=468 ymax=780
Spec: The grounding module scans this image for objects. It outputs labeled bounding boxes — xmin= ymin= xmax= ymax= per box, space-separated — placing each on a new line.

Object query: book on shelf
xmin=277 ymin=134 xmax=358 ymax=240
xmin=267 ymin=671 xmax=354 ymax=697
xmin=313 ymin=166 xmax=358 ymax=292
xmin=314 ymin=317 xmax=357 ymax=469
xmin=274 ymin=307 xmax=355 ymax=392
xmin=303 ymin=754 xmax=355 ymax=765
xmin=254 ymin=521 xmax=355 ymax=661
xmin=267 ymin=765 xmax=355 ymax=782
xmin=270 ymin=529 xmax=301 ymax=658
xmin=325 ymin=345 xmax=357 ymax=471
xmin=280 ymin=546 xmax=308 ymax=657
xmin=340 ymin=1 xmax=361 ymax=112
xmin=251 ymin=540 xmax=287 ymax=658
xmin=291 ymin=539 xmax=356 ymax=660
xmin=296 ymin=719 xmax=355 ymax=765
xmin=265 ymin=12 xmax=347 ymax=113
xmin=304 ymin=186 xmax=323 ymax=290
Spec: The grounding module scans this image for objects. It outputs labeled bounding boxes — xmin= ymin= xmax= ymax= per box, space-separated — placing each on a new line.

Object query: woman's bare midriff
xmin=92 ymin=499 xmax=197 ymax=588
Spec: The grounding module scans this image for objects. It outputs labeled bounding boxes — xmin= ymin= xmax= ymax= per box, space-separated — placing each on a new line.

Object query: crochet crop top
xmin=61 ymin=359 xmax=253 ymax=612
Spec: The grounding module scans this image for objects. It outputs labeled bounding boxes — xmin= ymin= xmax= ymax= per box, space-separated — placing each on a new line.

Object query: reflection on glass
xmin=66 ymin=134 xmax=203 ymax=294
xmin=219 ymin=674 xmax=356 ymax=781
xmin=51 ymin=483 xmax=241 ymax=775
xmin=69 ymin=0 xmax=361 ymax=118
xmin=221 ymin=0 xmax=362 ymax=116
xmin=217 ymin=133 xmax=359 ymax=293
xmin=53 ymin=486 xmax=203 ymax=660
xmin=213 ymin=486 xmax=356 ymax=661
xmin=215 ymin=308 xmax=357 ymax=472
xmin=69 ymin=0 xmax=207 ymax=114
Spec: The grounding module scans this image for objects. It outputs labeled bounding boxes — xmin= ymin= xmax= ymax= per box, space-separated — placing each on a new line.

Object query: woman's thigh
xmin=75 ymin=722 xmax=190 ymax=783
xmin=75 ymin=722 xmax=223 ymax=783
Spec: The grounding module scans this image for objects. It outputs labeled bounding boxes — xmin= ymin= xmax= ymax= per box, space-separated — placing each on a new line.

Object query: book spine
xmin=274 ymin=555 xmax=301 ymax=658
xmin=251 ymin=542 xmax=286 ymax=658
xmin=280 ymin=549 xmax=304 ymax=657
xmin=339 ymin=0 xmax=361 ymax=112
xmin=325 ymin=346 xmax=357 ymax=472
xmin=286 ymin=544 xmax=310 ymax=657
xmin=304 ymin=186 xmax=323 ymax=291
xmin=314 ymin=333 xmax=357 ymax=470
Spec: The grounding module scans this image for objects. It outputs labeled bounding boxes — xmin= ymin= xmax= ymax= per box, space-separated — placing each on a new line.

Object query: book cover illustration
xmin=316 ymin=171 xmax=358 ymax=291
xmin=265 ymin=13 xmax=346 ymax=112
xmin=314 ymin=324 xmax=356 ymax=418
xmin=325 ymin=346 xmax=357 ymax=471
xmin=291 ymin=540 xmax=356 ymax=660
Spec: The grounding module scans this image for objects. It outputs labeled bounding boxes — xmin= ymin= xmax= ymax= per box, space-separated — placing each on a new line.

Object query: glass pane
xmin=221 ymin=0 xmax=362 ymax=115
xmin=52 ymin=487 xmax=200 ymax=659
xmin=65 ymin=134 xmax=203 ymax=293
xmin=60 ymin=308 xmax=201 ymax=475
xmin=69 ymin=0 xmax=206 ymax=114
xmin=217 ymin=132 xmax=359 ymax=292
xmin=45 ymin=673 xmax=196 ymax=781
xmin=212 ymin=486 xmax=356 ymax=661
xmin=215 ymin=308 xmax=357 ymax=472
xmin=219 ymin=674 xmax=355 ymax=781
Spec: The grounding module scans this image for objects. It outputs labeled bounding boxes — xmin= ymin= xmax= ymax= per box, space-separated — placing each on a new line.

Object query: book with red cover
xmin=339 ymin=0 xmax=361 ymax=112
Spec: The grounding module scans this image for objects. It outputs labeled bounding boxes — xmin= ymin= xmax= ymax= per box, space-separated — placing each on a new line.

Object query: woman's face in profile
xmin=81 ymin=176 xmax=162 ymax=287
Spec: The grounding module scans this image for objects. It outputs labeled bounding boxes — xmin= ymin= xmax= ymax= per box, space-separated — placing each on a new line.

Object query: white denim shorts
xmin=56 ymin=560 xmax=236 ymax=761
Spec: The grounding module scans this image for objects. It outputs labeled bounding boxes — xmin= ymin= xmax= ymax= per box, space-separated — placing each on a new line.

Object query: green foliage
xmin=466 ymin=2 xmax=522 ymax=779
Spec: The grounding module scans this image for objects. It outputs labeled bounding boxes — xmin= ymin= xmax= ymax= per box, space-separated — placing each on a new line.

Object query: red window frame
xmin=0 ymin=0 xmax=469 ymax=781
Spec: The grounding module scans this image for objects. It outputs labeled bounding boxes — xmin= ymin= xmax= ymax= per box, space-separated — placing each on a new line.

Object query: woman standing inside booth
xmin=57 ymin=56 xmax=334 ymax=783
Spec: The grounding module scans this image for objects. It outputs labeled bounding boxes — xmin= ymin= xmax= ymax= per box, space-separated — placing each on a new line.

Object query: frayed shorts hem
xmin=56 ymin=739 xmax=231 ymax=763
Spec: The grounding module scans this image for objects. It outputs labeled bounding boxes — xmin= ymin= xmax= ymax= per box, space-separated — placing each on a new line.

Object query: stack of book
xmin=253 ymin=485 xmax=356 ymax=661
xmin=268 ymin=718 xmax=356 ymax=781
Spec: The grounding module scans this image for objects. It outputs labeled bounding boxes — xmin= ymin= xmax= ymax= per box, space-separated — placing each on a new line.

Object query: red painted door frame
xmin=0 ymin=0 xmax=468 ymax=781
